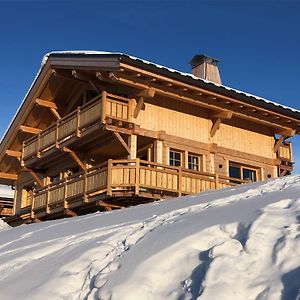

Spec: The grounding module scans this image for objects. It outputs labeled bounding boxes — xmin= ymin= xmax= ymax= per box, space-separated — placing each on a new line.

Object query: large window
xmin=169 ymin=150 xmax=181 ymax=167
xmin=229 ymin=162 xmax=257 ymax=183
xmin=169 ymin=150 xmax=201 ymax=171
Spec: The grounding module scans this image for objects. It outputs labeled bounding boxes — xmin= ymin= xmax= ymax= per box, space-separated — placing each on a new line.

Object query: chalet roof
xmin=44 ymin=50 xmax=300 ymax=119
xmin=1 ymin=50 xmax=300 ymax=146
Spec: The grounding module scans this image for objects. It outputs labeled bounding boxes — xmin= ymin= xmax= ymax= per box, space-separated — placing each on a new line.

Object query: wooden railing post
xmin=178 ymin=167 xmax=182 ymax=196
xmin=101 ymin=90 xmax=107 ymax=124
xmin=83 ymin=171 xmax=88 ymax=203
xmin=215 ymin=173 xmax=219 ymax=189
xmin=55 ymin=121 xmax=59 ymax=148
xmin=76 ymin=107 xmax=81 ymax=137
xmin=37 ymin=133 xmax=41 ymax=158
xmin=107 ymin=159 xmax=112 ymax=196
xmin=135 ymin=158 xmax=140 ymax=195
xmin=64 ymin=177 xmax=68 ymax=209
xmin=31 ymin=188 xmax=35 ymax=219
xmin=21 ymin=141 xmax=25 ymax=167
xmin=46 ymin=187 xmax=50 ymax=214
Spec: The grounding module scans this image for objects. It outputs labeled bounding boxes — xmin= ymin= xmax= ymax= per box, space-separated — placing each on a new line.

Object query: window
xmin=188 ymin=154 xmax=200 ymax=171
xmin=169 ymin=150 xmax=181 ymax=167
xmin=229 ymin=162 xmax=257 ymax=183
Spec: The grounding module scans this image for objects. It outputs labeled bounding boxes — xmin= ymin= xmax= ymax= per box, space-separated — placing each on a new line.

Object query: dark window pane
xmin=243 ymin=168 xmax=257 ymax=182
xmin=170 ymin=151 xmax=181 ymax=167
xmin=229 ymin=165 xmax=240 ymax=179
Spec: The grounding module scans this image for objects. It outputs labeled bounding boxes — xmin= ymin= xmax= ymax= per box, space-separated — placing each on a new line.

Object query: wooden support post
xmin=113 ymin=132 xmax=131 ymax=155
xmin=107 ymin=159 xmax=113 ymax=196
xmin=154 ymin=140 xmax=163 ymax=164
xmin=101 ymin=90 xmax=107 ymax=124
xmin=128 ymin=134 xmax=137 ymax=159
xmin=61 ymin=147 xmax=86 ymax=172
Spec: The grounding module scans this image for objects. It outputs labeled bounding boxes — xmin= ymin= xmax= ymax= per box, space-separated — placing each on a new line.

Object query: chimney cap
xmin=189 ymin=54 xmax=220 ymax=68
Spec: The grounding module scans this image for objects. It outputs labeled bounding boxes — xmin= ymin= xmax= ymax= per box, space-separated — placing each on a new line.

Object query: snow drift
xmin=0 ymin=176 xmax=299 ymax=300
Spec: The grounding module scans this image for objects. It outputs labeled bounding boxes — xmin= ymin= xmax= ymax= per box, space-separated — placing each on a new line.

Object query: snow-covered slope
xmin=0 ymin=176 xmax=300 ymax=300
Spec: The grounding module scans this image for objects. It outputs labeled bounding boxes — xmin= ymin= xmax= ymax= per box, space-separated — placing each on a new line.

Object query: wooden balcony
xmin=22 ymin=92 xmax=131 ymax=162
xmin=26 ymin=159 xmax=248 ymax=219
xmin=278 ymin=142 xmax=293 ymax=175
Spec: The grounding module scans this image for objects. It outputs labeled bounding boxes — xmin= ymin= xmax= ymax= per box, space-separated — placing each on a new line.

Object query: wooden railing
xmin=23 ymin=92 xmax=131 ymax=161
xmin=0 ymin=197 xmax=14 ymax=216
xmin=279 ymin=142 xmax=292 ymax=161
xmin=30 ymin=159 xmax=248 ymax=215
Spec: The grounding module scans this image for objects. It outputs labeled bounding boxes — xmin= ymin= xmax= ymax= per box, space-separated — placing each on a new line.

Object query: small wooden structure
xmin=0 ymin=51 xmax=299 ymax=226
xmin=0 ymin=197 xmax=13 ymax=217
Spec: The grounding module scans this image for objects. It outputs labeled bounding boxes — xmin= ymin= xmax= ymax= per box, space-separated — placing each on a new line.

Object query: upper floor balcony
xmin=22 ymin=91 xmax=132 ymax=164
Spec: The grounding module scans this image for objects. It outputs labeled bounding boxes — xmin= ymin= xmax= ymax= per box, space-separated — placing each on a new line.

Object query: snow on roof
xmin=46 ymin=50 xmax=300 ymax=114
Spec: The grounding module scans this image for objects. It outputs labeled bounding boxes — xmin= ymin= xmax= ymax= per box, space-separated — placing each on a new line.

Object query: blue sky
xmin=0 ymin=0 xmax=299 ymax=172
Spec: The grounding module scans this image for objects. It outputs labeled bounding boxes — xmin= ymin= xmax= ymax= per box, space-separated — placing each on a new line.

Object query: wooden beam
xmin=210 ymin=118 xmax=222 ymax=138
xmin=273 ymin=135 xmax=285 ymax=153
xmin=35 ymin=98 xmax=58 ymax=110
xmin=274 ymin=129 xmax=296 ymax=153
xmin=137 ymin=87 xmax=155 ymax=98
xmin=279 ymin=129 xmax=296 ymax=137
xmin=61 ymin=147 xmax=86 ymax=171
xmin=133 ymin=97 xmax=144 ymax=118
xmin=98 ymin=200 xmax=124 ymax=211
xmin=210 ymin=110 xmax=233 ymax=120
xmin=113 ymin=132 xmax=130 ymax=154
xmin=5 ymin=150 xmax=22 ymax=159
xmin=64 ymin=208 xmax=77 ymax=217
xmin=19 ymin=125 xmax=42 ymax=134
xmin=0 ymin=172 xmax=18 ymax=181
xmin=23 ymin=167 xmax=44 ymax=187
xmin=50 ymin=108 xmax=61 ymax=120
xmin=209 ymin=110 xmax=232 ymax=138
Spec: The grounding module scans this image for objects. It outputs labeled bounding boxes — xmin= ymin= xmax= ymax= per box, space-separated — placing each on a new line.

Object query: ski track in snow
xmin=0 ymin=176 xmax=300 ymax=300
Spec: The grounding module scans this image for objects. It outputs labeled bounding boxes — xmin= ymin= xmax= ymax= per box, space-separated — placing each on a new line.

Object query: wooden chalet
xmin=1 ymin=51 xmax=299 ymax=226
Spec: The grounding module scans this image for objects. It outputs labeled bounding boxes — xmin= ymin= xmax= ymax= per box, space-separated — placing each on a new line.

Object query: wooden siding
xmin=214 ymin=123 xmax=275 ymax=159
xmin=136 ymin=101 xmax=210 ymax=143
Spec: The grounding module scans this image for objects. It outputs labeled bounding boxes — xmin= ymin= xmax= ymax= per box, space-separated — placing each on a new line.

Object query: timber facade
xmin=0 ymin=52 xmax=299 ymax=226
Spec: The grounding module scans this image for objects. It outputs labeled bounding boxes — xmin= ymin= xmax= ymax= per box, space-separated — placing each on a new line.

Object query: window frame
xmin=229 ymin=162 xmax=258 ymax=183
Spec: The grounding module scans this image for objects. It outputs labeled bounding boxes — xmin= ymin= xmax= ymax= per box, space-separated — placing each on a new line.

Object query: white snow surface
xmin=0 ymin=176 xmax=300 ymax=300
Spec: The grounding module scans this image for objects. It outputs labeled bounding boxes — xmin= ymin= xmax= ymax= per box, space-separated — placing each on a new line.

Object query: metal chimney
xmin=189 ymin=54 xmax=222 ymax=85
